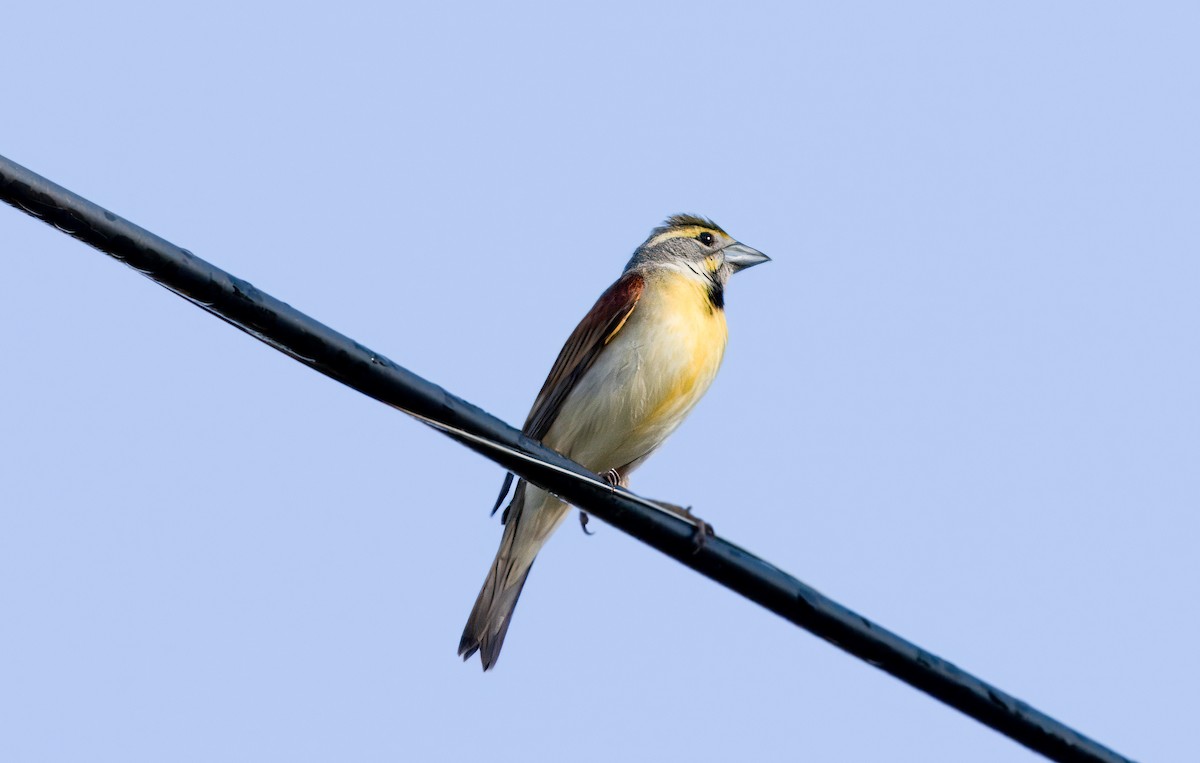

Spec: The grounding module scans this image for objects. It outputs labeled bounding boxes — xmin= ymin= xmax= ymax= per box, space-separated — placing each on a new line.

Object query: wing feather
xmin=522 ymin=272 xmax=645 ymax=440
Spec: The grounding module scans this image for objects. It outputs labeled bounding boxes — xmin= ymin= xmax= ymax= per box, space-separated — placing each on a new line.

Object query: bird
xmin=458 ymin=214 xmax=769 ymax=670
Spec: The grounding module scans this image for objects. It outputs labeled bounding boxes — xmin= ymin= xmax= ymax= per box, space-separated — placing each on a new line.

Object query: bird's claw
xmin=683 ymin=507 xmax=715 ymax=553
xmin=650 ymin=499 xmax=715 ymax=553
xmin=584 ymin=469 xmax=621 ymax=535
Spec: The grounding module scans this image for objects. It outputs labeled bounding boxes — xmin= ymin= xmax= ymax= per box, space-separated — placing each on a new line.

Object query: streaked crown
xmin=643 ymin=214 xmax=728 ymax=249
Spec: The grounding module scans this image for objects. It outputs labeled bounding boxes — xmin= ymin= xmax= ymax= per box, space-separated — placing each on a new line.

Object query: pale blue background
xmin=2 ymin=3 xmax=1195 ymax=761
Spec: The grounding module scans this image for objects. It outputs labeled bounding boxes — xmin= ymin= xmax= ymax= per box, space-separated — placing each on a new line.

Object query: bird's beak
xmin=723 ymin=242 xmax=771 ymax=273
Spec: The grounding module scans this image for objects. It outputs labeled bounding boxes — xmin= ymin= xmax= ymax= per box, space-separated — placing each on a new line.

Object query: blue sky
xmin=2 ymin=3 xmax=1196 ymax=761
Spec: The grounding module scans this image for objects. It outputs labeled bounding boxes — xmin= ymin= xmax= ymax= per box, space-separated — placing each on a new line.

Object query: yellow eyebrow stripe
xmin=646 ymin=225 xmax=715 ymax=248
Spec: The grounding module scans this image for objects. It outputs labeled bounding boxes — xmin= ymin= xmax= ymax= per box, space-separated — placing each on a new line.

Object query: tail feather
xmin=460 ymin=482 xmax=532 ymax=670
xmin=458 ymin=559 xmax=533 ymax=670
xmin=459 ymin=482 xmax=566 ymax=670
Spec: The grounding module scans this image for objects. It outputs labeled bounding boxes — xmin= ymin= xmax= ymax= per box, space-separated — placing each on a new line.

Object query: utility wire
xmin=0 ymin=153 xmax=1135 ymax=763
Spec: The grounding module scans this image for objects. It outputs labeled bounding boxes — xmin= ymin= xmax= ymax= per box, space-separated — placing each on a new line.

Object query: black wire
xmin=0 ymin=153 xmax=1136 ymax=763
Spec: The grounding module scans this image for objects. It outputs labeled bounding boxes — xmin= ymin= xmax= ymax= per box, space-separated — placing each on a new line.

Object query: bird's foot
xmin=580 ymin=470 xmax=624 ymax=535
xmin=651 ymin=500 xmax=715 ymax=553
xmin=582 ymin=470 xmax=623 ymax=535
xmin=688 ymin=513 xmax=716 ymax=552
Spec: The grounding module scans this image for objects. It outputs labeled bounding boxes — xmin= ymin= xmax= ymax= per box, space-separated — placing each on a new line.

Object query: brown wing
xmin=522 ymin=271 xmax=645 ymax=441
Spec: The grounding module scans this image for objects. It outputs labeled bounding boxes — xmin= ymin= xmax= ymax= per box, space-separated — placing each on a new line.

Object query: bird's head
xmin=625 ymin=214 xmax=770 ymax=288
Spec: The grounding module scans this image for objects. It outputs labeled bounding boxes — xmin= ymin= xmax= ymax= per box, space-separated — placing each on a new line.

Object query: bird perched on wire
xmin=459 ymin=214 xmax=769 ymax=670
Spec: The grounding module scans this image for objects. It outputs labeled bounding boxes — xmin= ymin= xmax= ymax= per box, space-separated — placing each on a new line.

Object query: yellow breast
xmin=544 ymin=269 xmax=728 ymax=473
xmin=635 ymin=270 xmax=728 ymax=438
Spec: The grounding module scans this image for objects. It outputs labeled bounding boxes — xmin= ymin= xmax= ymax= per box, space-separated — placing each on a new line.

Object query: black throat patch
xmin=707 ymin=280 xmax=725 ymax=311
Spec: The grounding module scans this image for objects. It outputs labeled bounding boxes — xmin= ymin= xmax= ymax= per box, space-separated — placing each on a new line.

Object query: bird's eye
xmin=698 ymin=232 xmax=715 ymax=246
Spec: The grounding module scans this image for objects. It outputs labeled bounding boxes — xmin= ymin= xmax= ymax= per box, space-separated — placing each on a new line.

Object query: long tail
xmin=459 ymin=482 xmax=564 ymax=670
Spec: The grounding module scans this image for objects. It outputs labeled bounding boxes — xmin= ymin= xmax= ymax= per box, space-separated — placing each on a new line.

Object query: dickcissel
xmin=459 ymin=214 xmax=769 ymax=670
